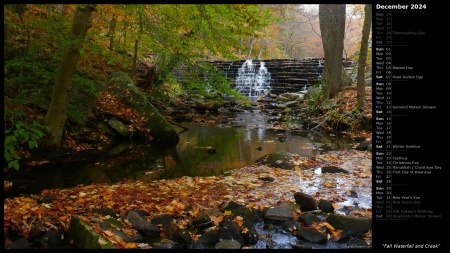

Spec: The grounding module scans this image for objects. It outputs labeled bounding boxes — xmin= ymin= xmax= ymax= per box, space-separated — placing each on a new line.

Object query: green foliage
xmin=184 ymin=62 xmax=242 ymax=99
xmin=4 ymin=98 xmax=48 ymax=170
xmin=305 ymin=85 xmax=326 ymax=114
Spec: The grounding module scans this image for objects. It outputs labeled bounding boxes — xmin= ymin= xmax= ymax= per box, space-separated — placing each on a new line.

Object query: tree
xmin=319 ymin=4 xmax=346 ymax=99
xmin=356 ymin=4 xmax=372 ymax=111
xmin=44 ymin=4 xmax=97 ymax=148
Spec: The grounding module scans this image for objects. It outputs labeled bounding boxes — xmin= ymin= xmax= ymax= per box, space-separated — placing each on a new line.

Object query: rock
xmin=175 ymin=229 xmax=192 ymax=245
xmin=326 ymin=214 xmax=372 ymax=237
xmin=258 ymin=176 xmax=274 ymax=182
xmin=298 ymin=213 xmax=321 ymax=226
xmin=124 ymin=210 xmax=159 ymax=236
xmin=108 ymin=119 xmax=132 ymax=137
xmin=355 ymin=141 xmax=371 ymax=151
xmin=321 ymin=166 xmax=349 ymax=174
xmin=294 ymin=192 xmax=317 ymax=211
xmin=281 ymin=220 xmax=302 ymax=232
xmin=198 ymin=230 xmax=219 ymax=245
xmin=296 ymin=229 xmax=328 ymax=244
xmin=5 ymin=237 xmax=31 ymax=249
xmin=318 ymin=199 xmax=334 ymax=213
xmin=255 ymin=152 xmax=294 ymax=170
xmin=241 ymin=220 xmax=259 ymax=245
xmin=150 ymin=214 xmax=179 ymax=240
xmin=100 ymin=217 xmax=123 ymax=230
xmin=104 ymin=72 xmax=179 ymax=143
xmin=264 ymin=206 xmax=294 ymax=224
xmin=215 ymin=240 xmax=241 ymax=249
xmin=231 ymin=207 xmax=262 ymax=224
xmin=290 ymin=243 xmax=312 ymax=249
xmin=217 ymin=221 xmax=244 ymax=244
xmin=92 ymin=208 xmax=117 ymax=218
xmin=69 ymin=216 xmax=116 ymax=249
xmin=191 ymin=215 xmax=215 ymax=229
xmin=220 ymin=201 xmax=245 ymax=212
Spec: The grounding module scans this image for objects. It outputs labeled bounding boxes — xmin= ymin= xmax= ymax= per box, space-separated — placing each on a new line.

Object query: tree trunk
xmin=131 ymin=13 xmax=143 ymax=78
xmin=44 ymin=4 xmax=96 ymax=148
xmin=356 ymin=4 xmax=372 ymax=111
xmin=319 ymin=4 xmax=346 ymax=99
xmin=247 ymin=36 xmax=255 ymax=59
xmin=109 ymin=14 xmax=116 ymax=51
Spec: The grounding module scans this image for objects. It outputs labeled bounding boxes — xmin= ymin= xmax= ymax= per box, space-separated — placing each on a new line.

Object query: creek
xmin=4 ymin=110 xmax=358 ymax=200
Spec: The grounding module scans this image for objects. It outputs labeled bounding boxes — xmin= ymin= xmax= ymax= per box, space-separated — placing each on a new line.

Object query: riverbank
xmin=4 ymin=149 xmax=371 ymax=249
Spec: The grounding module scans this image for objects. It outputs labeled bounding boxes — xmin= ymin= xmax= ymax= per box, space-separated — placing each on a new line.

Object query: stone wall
xmin=173 ymin=58 xmax=354 ymax=95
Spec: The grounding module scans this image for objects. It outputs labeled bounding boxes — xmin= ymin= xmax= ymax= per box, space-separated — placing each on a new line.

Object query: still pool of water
xmin=4 ymin=112 xmax=355 ymax=198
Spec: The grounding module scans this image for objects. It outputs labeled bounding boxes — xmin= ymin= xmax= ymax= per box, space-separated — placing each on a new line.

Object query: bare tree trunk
xmin=258 ymin=43 xmax=264 ymax=60
xmin=356 ymin=4 xmax=372 ymax=111
xmin=109 ymin=14 xmax=116 ymax=51
xmin=131 ymin=13 xmax=143 ymax=78
xmin=247 ymin=36 xmax=255 ymax=59
xmin=319 ymin=4 xmax=346 ymax=99
xmin=44 ymin=4 xmax=97 ymax=148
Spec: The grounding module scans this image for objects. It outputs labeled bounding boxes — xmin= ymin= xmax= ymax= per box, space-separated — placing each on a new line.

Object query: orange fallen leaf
xmin=210 ymin=215 xmax=224 ymax=226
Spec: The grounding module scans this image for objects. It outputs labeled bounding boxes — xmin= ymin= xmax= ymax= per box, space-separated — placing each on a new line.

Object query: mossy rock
xmin=69 ymin=216 xmax=116 ymax=249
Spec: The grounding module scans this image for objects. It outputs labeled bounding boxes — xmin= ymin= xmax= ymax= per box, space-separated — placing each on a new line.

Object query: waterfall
xmin=234 ymin=59 xmax=272 ymax=97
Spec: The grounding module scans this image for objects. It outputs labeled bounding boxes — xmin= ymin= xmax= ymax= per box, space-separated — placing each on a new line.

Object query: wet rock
xmin=291 ymin=129 xmax=310 ymax=137
xmin=152 ymin=241 xmax=176 ymax=249
xmin=215 ymin=240 xmax=241 ymax=249
xmin=355 ymin=141 xmax=371 ymax=151
xmin=92 ymin=208 xmax=118 ymax=218
xmin=37 ymin=196 xmax=55 ymax=204
xmin=198 ymin=229 xmax=219 ymax=244
xmin=69 ymin=216 xmax=116 ymax=249
xmin=318 ymin=199 xmax=335 ymax=213
xmin=241 ymin=220 xmax=259 ymax=245
xmin=258 ymin=176 xmax=274 ymax=182
xmin=294 ymin=192 xmax=317 ymax=211
xmin=290 ymin=243 xmax=312 ymax=249
xmin=296 ymin=229 xmax=328 ymax=244
xmin=264 ymin=206 xmax=294 ymax=224
xmin=29 ymin=224 xmax=46 ymax=240
xmin=321 ymin=166 xmax=349 ymax=174
xmin=281 ymin=220 xmax=301 ymax=232
xmin=326 ymin=214 xmax=372 ymax=237
xmin=217 ymin=221 xmax=244 ymax=244
xmin=175 ymin=229 xmax=192 ymax=245
xmin=231 ymin=207 xmax=262 ymax=224
xmin=114 ymin=229 xmax=143 ymax=243
xmin=5 ymin=237 xmax=31 ymax=249
xmin=299 ymin=213 xmax=321 ymax=226
xmin=285 ymin=101 xmax=299 ymax=107
xmin=191 ymin=215 xmax=215 ymax=229
xmin=125 ymin=211 xmax=159 ymax=236
xmin=255 ymin=151 xmax=294 ymax=170
xmin=198 ymin=208 xmax=223 ymax=217
xmin=150 ymin=214 xmax=179 ymax=240
xmin=44 ymin=229 xmax=64 ymax=245
xmin=220 ymin=201 xmax=245 ymax=212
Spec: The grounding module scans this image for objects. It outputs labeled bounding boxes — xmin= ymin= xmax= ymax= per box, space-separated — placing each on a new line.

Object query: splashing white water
xmin=234 ymin=60 xmax=272 ymax=97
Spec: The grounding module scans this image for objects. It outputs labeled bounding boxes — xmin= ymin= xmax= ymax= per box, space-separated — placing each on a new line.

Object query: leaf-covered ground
xmin=4 ymin=149 xmax=371 ymax=249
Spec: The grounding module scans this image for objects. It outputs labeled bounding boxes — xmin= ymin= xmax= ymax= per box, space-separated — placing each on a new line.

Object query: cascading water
xmin=234 ymin=59 xmax=272 ymax=97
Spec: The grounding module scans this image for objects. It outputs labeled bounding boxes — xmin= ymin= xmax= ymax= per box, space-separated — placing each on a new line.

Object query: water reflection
xmin=5 ymin=115 xmax=355 ymax=198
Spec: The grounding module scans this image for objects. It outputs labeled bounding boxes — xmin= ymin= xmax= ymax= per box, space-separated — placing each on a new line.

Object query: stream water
xmin=4 ymin=110 xmax=357 ymax=199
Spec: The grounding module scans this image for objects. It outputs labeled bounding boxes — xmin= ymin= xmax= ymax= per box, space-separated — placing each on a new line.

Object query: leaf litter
xmin=4 ymin=150 xmax=371 ymax=248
